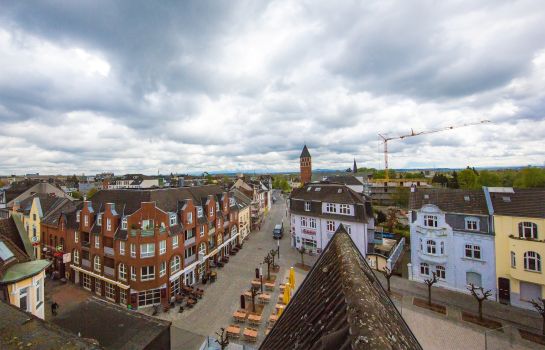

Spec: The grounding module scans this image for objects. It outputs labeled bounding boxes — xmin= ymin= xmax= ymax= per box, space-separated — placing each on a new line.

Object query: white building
xmin=289 ymin=182 xmax=375 ymax=257
xmin=409 ymin=188 xmax=496 ymax=298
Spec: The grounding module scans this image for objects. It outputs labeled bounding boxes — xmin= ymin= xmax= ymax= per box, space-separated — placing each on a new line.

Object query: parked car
xmin=273 ymin=223 xmax=283 ymax=239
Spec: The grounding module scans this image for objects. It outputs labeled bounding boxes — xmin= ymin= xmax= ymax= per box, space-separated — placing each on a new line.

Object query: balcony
xmin=185 ymin=236 xmax=196 ymax=246
xmin=185 ymin=255 xmax=196 ymax=266
xmin=509 ymin=234 xmax=545 ymax=244
xmin=104 ymin=247 xmax=114 ymax=256
xmin=415 ymin=225 xmax=448 ymax=237
xmin=141 ymin=229 xmax=155 ymax=237
xmin=82 ymin=259 xmax=91 ymax=268
xmin=418 ymin=252 xmax=448 ymax=264
xmin=104 ymin=266 xmax=115 ymax=277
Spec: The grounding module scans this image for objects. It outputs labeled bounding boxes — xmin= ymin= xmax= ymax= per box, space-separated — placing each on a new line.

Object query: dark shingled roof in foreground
xmin=260 ymin=225 xmax=422 ymax=350
xmin=409 ymin=188 xmax=488 ymax=215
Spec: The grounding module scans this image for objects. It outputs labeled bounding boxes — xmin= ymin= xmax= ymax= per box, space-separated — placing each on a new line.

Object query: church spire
xmin=353 ymin=158 xmax=357 ymax=173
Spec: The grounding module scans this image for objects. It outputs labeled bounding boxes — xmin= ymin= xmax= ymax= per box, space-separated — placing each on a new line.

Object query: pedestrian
xmin=51 ymin=301 xmax=59 ymax=316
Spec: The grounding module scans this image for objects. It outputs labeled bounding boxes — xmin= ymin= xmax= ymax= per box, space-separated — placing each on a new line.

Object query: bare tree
xmin=297 ymin=247 xmax=306 ymax=266
xmin=269 ymin=249 xmax=278 ymax=268
xmin=424 ymin=272 xmax=438 ymax=306
xmin=381 ymin=266 xmax=394 ymax=292
xmin=263 ymin=254 xmax=273 ymax=281
xmin=467 ymin=283 xmax=493 ymax=321
xmin=250 ymin=286 xmax=260 ymax=313
xmin=215 ymin=327 xmax=229 ymax=350
xmin=530 ymin=298 xmax=545 ymax=335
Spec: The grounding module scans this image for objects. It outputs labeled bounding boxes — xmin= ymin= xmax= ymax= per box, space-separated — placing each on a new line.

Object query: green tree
xmin=432 ymin=173 xmax=448 ymax=187
xmin=514 ymin=167 xmax=545 ymax=188
xmin=477 ymin=170 xmax=501 ymax=187
xmin=458 ymin=169 xmax=478 ymax=189
xmin=87 ymin=187 xmax=98 ymax=198
xmin=448 ymin=171 xmax=459 ymax=189
xmin=71 ymin=191 xmax=83 ymax=200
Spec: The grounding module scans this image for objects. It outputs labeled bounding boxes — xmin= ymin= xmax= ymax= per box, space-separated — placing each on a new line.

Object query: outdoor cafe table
xmin=264 ymin=282 xmax=275 ymax=291
xmin=243 ymin=290 xmax=253 ymax=299
xmin=233 ymin=310 xmax=247 ymax=322
xmin=243 ymin=327 xmax=258 ymax=342
xmin=279 ymin=284 xmax=286 ymax=292
xmin=275 ymin=303 xmax=285 ymax=314
xmin=248 ymin=313 xmax=262 ymax=325
xmin=226 ymin=325 xmax=240 ymax=338
xmin=268 ymin=314 xmax=278 ymax=326
xmin=251 ymin=280 xmax=261 ymax=288
xmin=258 ymin=293 xmax=271 ymax=303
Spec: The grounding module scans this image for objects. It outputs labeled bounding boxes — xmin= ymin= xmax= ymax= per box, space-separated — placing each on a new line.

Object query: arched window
xmin=171 ymin=255 xmax=181 ymax=273
xmin=198 ymin=242 xmax=207 ymax=257
xmin=420 ymin=263 xmax=429 ymax=275
xmin=519 ymin=222 xmax=538 ymax=239
xmin=94 ymin=255 xmax=101 ymax=272
xmin=436 ymin=265 xmax=446 ymax=279
xmin=118 ymin=263 xmax=127 ymax=281
xmin=426 ymin=240 xmax=436 ymax=254
xmin=73 ymin=250 xmax=79 ymax=264
xmin=524 ymin=251 xmax=541 ymax=272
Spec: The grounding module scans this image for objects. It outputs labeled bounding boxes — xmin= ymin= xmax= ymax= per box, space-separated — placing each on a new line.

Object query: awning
xmin=71 ymin=265 xmax=130 ymax=290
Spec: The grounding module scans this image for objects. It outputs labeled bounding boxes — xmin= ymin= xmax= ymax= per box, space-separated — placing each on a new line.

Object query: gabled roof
xmin=409 ymin=188 xmax=488 ymax=215
xmin=489 ymin=188 xmax=545 ymax=218
xmin=300 ymin=145 xmax=311 ymax=158
xmin=290 ymin=183 xmax=365 ymax=205
xmin=260 ymin=225 xmax=421 ymax=350
xmin=323 ymin=175 xmax=363 ymax=186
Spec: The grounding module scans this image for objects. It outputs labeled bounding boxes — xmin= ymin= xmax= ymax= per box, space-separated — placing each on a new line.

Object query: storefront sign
xmin=302 ymin=229 xmax=316 ymax=235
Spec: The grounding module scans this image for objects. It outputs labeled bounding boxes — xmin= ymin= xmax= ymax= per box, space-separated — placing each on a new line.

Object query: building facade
xmin=299 ymin=145 xmax=312 ymax=185
xmin=488 ymin=188 xmax=545 ymax=309
xmin=289 ymin=182 xmax=375 ymax=257
xmin=409 ymin=188 xmax=496 ymax=297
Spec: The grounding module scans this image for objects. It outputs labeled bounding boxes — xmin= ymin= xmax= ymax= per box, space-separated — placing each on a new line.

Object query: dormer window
xmin=325 ymin=203 xmax=336 ymax=213
xmin=465 ymin=218 xmax=479 ymax=231
xmin=121 ymin=217 xmax=128 ymax=230
xmin=170 ymin=213 xmax=177 ymax=226
xmin=306 ymin=187 xmax=311 ymax=192
xmin=76 ymin=211 xmax=81 ymax=223
xmin=84 ymin=215 xmax=89 ymax=226
xmin=197 ymin=207 xmax=203 ymax=217
xmin=97 ymin=214 xmax=102 ymax=226
xmin=464 ymin=195 xmax=470 ymax=202
xmin=229 ymin=198 xmax=235 ymax=206
xmin=424 ymin=215 xmax=438 ymax=228
xmin=210 ymin=206 xmax=214 ymax=217
xmin=304 ymin=202 xmax=311 ymax=211
xmin=106 ymin=218 xmax=111 ymax=231
xmin=187 ymin=212 xmax=192 ymax=224
xmin=315 ymin=187 xmax=321 ymax=192
xmin=339 ymin=204 xmax=350 ymax=215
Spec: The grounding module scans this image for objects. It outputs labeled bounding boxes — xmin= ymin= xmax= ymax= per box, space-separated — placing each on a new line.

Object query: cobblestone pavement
xmin=154 ymin=196 xmax=317 ymax=348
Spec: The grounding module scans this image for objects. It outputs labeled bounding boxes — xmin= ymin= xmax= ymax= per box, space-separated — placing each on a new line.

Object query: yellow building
xmin=0 ymin=217 xmax=50 ymax=319
xmin=488 ymin=188 xmax=545 ymax=309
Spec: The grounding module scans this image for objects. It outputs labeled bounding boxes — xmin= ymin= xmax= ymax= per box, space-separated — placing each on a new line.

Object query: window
xmin=36 ymin=278 xmax=43 ymax=306
xmin=120 ymin=289 xmax=127 ymax=304
xmin=105 ymin=282 xmax=115 ymax=301
xmin=440 ymin=241 xmax=445 ymax=255
xmin=130 ymin=243 xmax=136 ymax=258
xmin=170 ymin=214 xmax=177 ymax=226
xmin=511 ymin=251 xmax=516 ymax=268
xmin=524 ymin=251 xmax=541 ymax=272
xmin=106 ymin=218 xmax=111 ymax=231
xmin=197 ymin=207 xmax=203 ymax=217
xmin=119 ymin=241 xmax=125 ymax=255
xmin=465 ymin=244 xmax=481 ymax=259
xmin=160 ymin=261 xmax=166 ymax=277
xmin=345 ymin=224 xmax=351 ymax=234
xmin=33 ymin=214 xmax=36 ymax=221
xmin=302 ymin=238 xmax=317 ymax=251
xmin=171 ymin=256 xmax=181 ymax=273
xmin=426 ymin=240 xmax=436 ymax=254
xmin=199 ymin=242 xmax=207 ymax=257
xmin=138 ymin=288 xmax=161 ymax=307
xmin=119 ymin=263 xmax=127 ymax=281
xmin=327 ymin=220 xmax=335 ymax=232
xmin=159 ymin=240 xmax=166 ymax=255
xmin=173 ymin=235 xmax=179 ymax=248
xmin=185 ymin=230 xmax=195 ymax=241
xmin=185 ymin=246 xmax=196 ymax=259
xmin=200 ymin=225 xmax=205 ymax=237
xmin=142 ymin=219 xmax=154 ymax=230
xmin=76 ymin=211 xmax=81 ymax=223
xmin=74 ymin=231 xmax=78 ymax=243
xmin=121 ymin=217 xmax=127 ymax=230
xmin=216 ymin=202 xmax=220 ymax=212
xmin=210 ymin=206 xmax=214 ymax=217
xmin=19 ymin=287 xmax=29 ymax=312
xmin=339 ymin=204 xmax=350 ymax=214
xmin=94 ymin=255 xmax=101 ymax=272
xmin=465 ymin=218 xmax=478 ymax=231
xmin=304 ymin=201 xmax=311 ymax=211
xmin=95 ymin=236 xmax=100 ymax=249
xmin=131 ymin=266 xmax=136 ymax=281
xmin=141 ymin=266 xmax=155 ymax=281
xmin=97 ymin=214 xmax=102 ymax=226
xmin=83 ymin=274 xmax=91 ymax=290
xmin=73 ymin=250 xmax=79 ymax=264
xmin=309 ymin=218 xmax=317 ymax=229
xmin=140 ymin=243 xmax=155 ymax=258
xmin=436 ymin=265 xmax=446 ymax=279
xmin=325 ymin=203 xmax=336 ymax=213
xmin=420 ymin=263 xmax=429 ymax=275
xmin=217 ymin=218 xmax=221 ymax=228
xmin=84 ymin=215 xmax=89 ymax=226
xmin=300 ymin=217 xmax=307 ymax=227
xmin=419 ymin=238 xmax=423 ymax=251
xmin=187 ymin=212 xmax=192 ymax=224
xmin=519 ymin=222 xmax=538 ymax=239
xmin=424 ymin=215 xmax=438 ymax=228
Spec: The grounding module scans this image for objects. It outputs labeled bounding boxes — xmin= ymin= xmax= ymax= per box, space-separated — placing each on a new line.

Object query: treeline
xmin=432 ymin=167 xmax=545 ymax=189
xmin=272 ymin=176 xmax=291 ymax=192
xmin=357 ymin=167 xmax=425 ymax=179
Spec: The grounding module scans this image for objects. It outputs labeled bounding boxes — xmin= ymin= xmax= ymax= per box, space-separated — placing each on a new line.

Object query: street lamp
xmin=259 ymin=264 xmax=263 ymax=293
xmin=277 ymin=239 xmax=280 ymax=259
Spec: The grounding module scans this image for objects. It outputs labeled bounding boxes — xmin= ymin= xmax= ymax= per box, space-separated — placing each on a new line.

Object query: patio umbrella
xmin=289 ymin=267 xmax=295 ymax=289
xmin=282 ymin=282 xmax=290 ymax=304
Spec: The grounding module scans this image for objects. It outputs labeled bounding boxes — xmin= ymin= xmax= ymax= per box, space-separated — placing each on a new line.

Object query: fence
xmin=386 ymin=237 xmax=405 ymax=271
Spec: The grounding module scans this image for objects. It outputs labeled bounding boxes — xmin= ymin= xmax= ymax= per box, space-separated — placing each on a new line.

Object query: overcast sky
xmin=1 ymin=0 xmax=544 ymax=175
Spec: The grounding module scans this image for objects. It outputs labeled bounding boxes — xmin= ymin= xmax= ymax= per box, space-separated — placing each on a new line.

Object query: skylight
xmin=315 ymin=187 xmax=321 ymax=192
xmin=424 ymin=194 xmax=429 ymax=199
xmin=502 ymin=196 xmax=511 ymax=202
xmin=306 ymin=187 xmax=312 ymax=192
xmin=0 ymin=242 xmax=14 ymax=261
xmin=464 ymin=195 xmax=470 ymax=201
xmin=337 ymin=189 xmax=342 ymax=193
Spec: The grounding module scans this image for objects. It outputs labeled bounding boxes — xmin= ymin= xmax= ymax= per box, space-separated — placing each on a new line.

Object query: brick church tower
xmin=300 ymin=145 xmax=312 ymax=185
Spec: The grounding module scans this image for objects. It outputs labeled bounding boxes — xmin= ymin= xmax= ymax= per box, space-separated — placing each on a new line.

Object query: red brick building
xmin=300 ymin=145 xmax=312 ymax=185
xmin=41 ymin=185 xmax=243 ymax=309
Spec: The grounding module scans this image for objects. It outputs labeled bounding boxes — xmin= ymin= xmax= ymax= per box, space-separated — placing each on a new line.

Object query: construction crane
xmin=378 ymin=120 xmax=491 ymax=181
